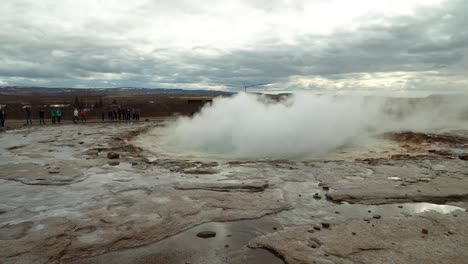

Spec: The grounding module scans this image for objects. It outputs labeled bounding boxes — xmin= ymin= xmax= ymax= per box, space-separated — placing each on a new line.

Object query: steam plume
xmin=153 ymin=92 xmax=468 ymax=159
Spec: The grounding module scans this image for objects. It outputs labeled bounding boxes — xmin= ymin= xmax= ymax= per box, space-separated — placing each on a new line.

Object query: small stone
xmin=107 ymin=152 xmax=120 ymax=159
xmin=299 ymin=194 xmax=302 ymax=197
xmin=224 ymin=244 xmax=229 ymax=248
xmin=335 ymin=211 xmax=340 ymax=214
xmin=458 ymin=154 xmax=468 ymax=161
xmin=310 ymin=244 xmax=317 ymax=248
xmin=364 ymin=217 xmax=371 ymax=221
xmin=313 ymin=193 xmax=321 ymax=199
xmin=321 ymin=223 xmax=330 ymax=229
xmin=352 ymin=232 xmax=356 ymax=235
xmin=421 ymin=229 xmax=428 ymax=234
xmin=398 ymin=205 xmax=403 ymax=208
xmin=368 ymin=210 xmax=372 ymax=213
xmin=373 ymin=215 xmax=382 ymax=219
xmin=79 ymin=142 xmax=84 ymax=144
xmin=273 ymin=227 xmax=278 ymax=231
xmin=322 ymin=186 xmax=330 ymax=191
xmin=108 ymin=161 xmax=120 ymax=166
xmin=307 ymin=230 xmax=314 ymax=233
xmin=196 ymin=231 xmax=216 ymax=238
xmin=313 ymin=226 xmax=321 ymax=231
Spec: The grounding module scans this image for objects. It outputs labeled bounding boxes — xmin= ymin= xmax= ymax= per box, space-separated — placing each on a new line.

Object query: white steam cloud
xmin=149 ymin=92 xmax=468 ymax=159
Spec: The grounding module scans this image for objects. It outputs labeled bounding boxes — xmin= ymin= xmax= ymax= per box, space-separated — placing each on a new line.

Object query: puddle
xmin=328 ymin=202 xmax=465 ymax=219
xmin=73 ymin=219 xmax=284 ymax=264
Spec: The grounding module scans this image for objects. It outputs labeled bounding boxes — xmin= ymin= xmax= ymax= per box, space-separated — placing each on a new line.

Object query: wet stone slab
xmin=70 ymin=219 xmax=285 ymax=264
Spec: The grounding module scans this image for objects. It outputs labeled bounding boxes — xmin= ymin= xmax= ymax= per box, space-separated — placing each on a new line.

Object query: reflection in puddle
xmin=332 ymin=202 xmax=465 ymax=218
xmin=74 ymin=219 xmax=284 ymax=264
xmin=406 ymin=203 xmax=465 ymax=214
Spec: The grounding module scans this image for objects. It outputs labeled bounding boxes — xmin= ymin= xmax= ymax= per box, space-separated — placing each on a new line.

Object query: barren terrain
xmin=1 ymin=122 xmax=468 ymax=264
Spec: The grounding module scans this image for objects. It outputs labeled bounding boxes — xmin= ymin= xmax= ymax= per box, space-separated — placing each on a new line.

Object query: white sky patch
xmin=1 ymin=0 xmax=445 ymax=50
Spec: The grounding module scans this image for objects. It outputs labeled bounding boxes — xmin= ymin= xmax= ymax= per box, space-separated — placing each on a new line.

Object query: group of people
xmin=25 ymin=107 xmax=62 ymax=126
xmin=73 ymin=108 xmax=88 ymax=123
xmin=0 ymin=106 xmax=143 ymax=128
xmin=103 ymin=107 xmax=141 ymax=121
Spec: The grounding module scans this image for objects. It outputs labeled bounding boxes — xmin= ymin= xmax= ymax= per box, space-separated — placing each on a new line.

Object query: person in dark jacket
xmin=0 ymin=108 xmax=5 ymax=128
xmin=39 ymin=108 xmax=45 ymax=125
xmin=25 ymin=107 xmax=32 ymax=126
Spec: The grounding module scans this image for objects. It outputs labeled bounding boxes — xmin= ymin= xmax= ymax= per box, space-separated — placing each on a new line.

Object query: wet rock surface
xmin=1 ymin=125 xmax=468 ymax=264
xmin=249 ymin=212 xmax=468 ymax=264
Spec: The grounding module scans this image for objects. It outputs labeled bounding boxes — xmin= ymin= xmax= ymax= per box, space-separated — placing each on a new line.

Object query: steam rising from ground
xmin=152 ymin=92 xmax=468 ymax=159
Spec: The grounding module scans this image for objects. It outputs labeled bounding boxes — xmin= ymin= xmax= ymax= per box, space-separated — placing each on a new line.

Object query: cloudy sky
xmin=1 ymin=0 xmax=467 ymax=95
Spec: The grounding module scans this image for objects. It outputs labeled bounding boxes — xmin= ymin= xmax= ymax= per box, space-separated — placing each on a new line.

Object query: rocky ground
xmin=1 ymin=123 xmax=467 ymax=264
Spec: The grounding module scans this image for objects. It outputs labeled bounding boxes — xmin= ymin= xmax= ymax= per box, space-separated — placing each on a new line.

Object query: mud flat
xmin=1 ymin=124 xmax=468 ymax=263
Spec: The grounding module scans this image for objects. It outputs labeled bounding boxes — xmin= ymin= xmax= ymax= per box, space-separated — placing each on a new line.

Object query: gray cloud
xmin=0 ymin=0 xmax=467 ymax=94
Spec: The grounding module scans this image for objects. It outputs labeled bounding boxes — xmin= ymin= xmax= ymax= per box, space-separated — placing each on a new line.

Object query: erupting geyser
xmin=146 ymin=92 xmax=468 ymax=159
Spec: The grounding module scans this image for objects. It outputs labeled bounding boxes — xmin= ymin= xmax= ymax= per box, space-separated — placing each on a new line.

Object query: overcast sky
xmin=1 ymin=0 xmax=467 ymax=95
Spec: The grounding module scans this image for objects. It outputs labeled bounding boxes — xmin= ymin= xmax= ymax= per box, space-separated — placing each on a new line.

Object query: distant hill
xmin=0 ymin=86 xmax=233 ymax=96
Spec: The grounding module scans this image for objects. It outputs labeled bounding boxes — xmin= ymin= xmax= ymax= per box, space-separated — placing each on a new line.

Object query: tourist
xmin=118 ymin=107 xmax=122 ymax=120
xmin=56 ymin=108 xmax=62 ymax=124
xmin=25 ymin=107 xmax=32 ymax=126
xmin=0 ymin=107 xmax=5 ymax=128
xmin=51 ymin=108 xmax=56 ymax=124
xmin=80 ymin=108 xmax=87 ymax=122
xmin=39 ymin=108 xmax=45 ymax=125
xmin=131 ymin=108 xmax=136 ymax=120
xmin=73 ymin=108 xmax=79 ymax=123
xmin=136 ymin=108 xmax=141 ymax=121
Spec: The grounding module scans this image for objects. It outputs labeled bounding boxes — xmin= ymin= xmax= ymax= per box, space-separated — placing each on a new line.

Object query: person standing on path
xmin=73 ymin=108 xmax=79 ymax=123
xmin=136 ymin=108 xmax=141 ymax=121
xmin=56 ymin=108 xmax=62 ymax=124
xmin=0 ymin=107 xmax=5 ymax=128
xmin=39 ymin=108 xmax=45 ymax=125
xmin=51 ymin=109 xmax=56 ymax=124
xmin=25 ymin=107 xmax=32 ymax=126
xmin=80 ymin=108 xmax=87 ymax=122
